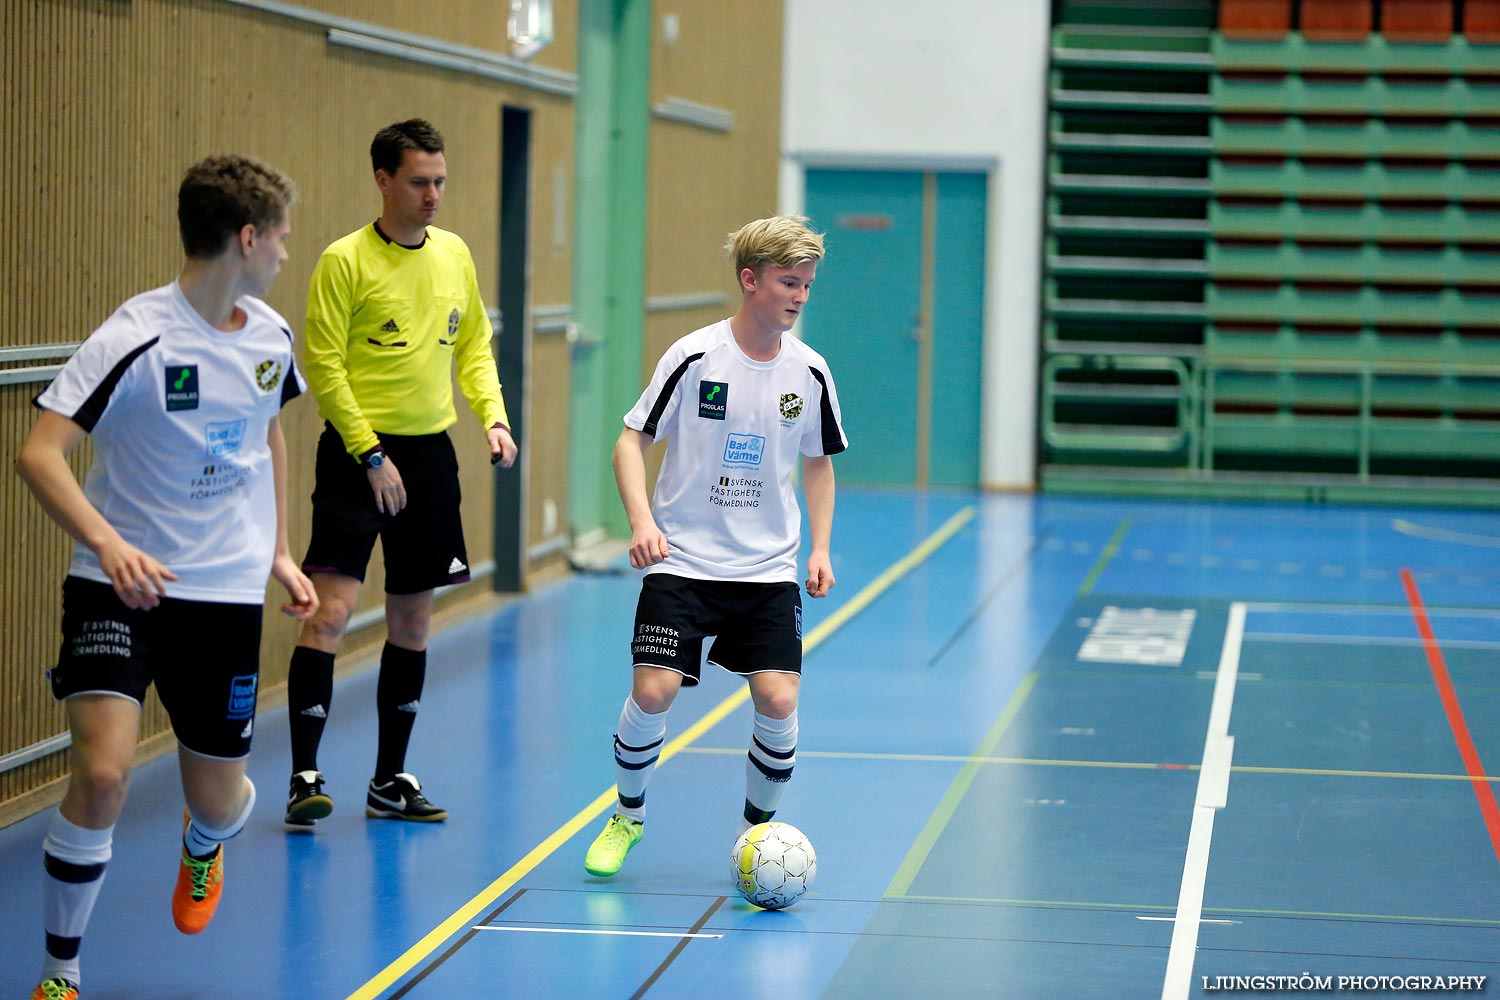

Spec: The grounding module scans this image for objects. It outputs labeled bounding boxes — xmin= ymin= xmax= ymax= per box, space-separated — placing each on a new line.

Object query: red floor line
xmin=1401 ymin=568 xmax=1500 ymax=866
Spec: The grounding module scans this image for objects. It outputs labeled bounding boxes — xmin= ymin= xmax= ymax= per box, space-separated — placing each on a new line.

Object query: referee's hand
xmin=368 ymin=459 xmax=407 ymax=515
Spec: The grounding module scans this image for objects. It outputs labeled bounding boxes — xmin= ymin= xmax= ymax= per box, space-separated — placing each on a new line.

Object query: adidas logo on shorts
xmin=448 ymin=557 xmax=467 ymax=574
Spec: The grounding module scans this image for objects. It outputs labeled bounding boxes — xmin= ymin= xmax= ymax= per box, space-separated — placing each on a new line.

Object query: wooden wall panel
xmin=283 ymin=0 xmax=579 ymax=74
xmin=639 ymin=3 xmax=784 ymax=496
xmin=1 ymin=0 xmax=576 ymax=818
xmin=644 ymin=0 xmax=784 ymax=358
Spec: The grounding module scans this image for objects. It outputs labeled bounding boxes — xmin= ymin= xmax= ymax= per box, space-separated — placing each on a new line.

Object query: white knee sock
xmin=613 ymin=696 xmax=668 ymax=823
xmin=744 ymin=710 xmax=798 ymax=826
xmin=41 ymin=811 xmax=112 ymax=988
xmin=184 ymin=777 xmax=256 ymax=858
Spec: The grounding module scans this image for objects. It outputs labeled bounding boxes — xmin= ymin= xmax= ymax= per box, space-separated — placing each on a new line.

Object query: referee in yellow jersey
xmin=283 ymin=119 xmax=517 ymax=828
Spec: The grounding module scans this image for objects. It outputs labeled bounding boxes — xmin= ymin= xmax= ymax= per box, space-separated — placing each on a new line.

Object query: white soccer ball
xmin=732 ymin=821 xmax=817 ymax=909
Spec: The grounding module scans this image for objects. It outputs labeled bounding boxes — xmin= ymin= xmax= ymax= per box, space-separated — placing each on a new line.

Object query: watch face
xmin=368 ymin=452 xmax=385 ymax=468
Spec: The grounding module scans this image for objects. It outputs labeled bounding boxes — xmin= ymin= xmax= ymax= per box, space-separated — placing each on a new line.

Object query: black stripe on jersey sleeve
xmin=640 ymin=351 xmax=705 ymax=438
xmin=807 ymin=366 xmax=846 ymax=455
xmin=279 ymin=328 xmax=303 ymax=408
xmin=33 ymin=336 xmax=160 ymax=433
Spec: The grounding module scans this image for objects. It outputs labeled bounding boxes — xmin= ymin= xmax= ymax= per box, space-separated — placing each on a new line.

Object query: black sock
xmin=287 ymin=646 xmax=336 ymax=774
xmin=374 ymin=642 xmax=427 ymax=783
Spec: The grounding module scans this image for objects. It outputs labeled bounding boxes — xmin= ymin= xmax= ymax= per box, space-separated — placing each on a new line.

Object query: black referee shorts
xmin=301 ymin=423 xmax=471 ymax=595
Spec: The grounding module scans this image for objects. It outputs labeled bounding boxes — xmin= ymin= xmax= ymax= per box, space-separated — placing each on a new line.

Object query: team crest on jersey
xmin=255 ymin=359 xmax=281 ymax=392
xmin=165 ymin=364 xmax=199 ymax=411
xmin=779 ymin=392 xmax=804 ymax=423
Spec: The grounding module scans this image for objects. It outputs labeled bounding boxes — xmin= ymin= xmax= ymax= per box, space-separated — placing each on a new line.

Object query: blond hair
xmin=725 ymin=215 xmax=825 ymax=278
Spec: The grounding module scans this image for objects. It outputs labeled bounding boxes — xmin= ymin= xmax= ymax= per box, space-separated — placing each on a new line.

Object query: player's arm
xmin=14 ymin=409 xmax=177 ymax=609
xmin=612 ymin=427 xmax=668 ymax=569
xmin=801 ymin=454 xmax=836 ymax=598
xmin=266 ymin=415 xmax=318 ymax=620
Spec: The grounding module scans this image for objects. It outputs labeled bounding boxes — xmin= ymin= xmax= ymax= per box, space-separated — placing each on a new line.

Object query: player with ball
xmin=583 ymin=216 xmax=846 ymax=906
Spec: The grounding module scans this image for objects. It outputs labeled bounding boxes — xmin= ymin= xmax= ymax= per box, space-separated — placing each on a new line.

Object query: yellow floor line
xmin=882 ymin=672 xmax=1038 ymax=899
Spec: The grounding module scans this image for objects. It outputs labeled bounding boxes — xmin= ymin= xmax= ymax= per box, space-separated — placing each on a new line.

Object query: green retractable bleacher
xmin=1041 ymin=0 xmax=1500 ymax=505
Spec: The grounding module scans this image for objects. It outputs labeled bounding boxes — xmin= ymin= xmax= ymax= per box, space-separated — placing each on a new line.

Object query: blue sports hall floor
xmin=3 ymin=487 xmax=1499 ymax=998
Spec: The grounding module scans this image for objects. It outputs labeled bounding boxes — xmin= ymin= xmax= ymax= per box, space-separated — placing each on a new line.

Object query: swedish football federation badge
xmin=440 ymin=308 xmax=461 ymax=346
xmin=255 ymin=359 xmax=282 ymax=392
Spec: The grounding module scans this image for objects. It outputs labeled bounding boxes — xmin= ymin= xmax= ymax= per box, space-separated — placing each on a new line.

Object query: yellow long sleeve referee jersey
xmin=303 ymin=222 xmax=511 ymax=459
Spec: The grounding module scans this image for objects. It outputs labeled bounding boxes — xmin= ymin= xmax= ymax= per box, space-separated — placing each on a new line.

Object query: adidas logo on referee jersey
xmin=380 ymin=319 xmax=400 ymax=333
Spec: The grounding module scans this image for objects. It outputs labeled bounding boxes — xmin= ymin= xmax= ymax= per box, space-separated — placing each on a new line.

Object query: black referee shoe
xmin=366 ymin=773 xmax=448 ymax=822
xmin=285 ymin=770 xmax=333 ymax=827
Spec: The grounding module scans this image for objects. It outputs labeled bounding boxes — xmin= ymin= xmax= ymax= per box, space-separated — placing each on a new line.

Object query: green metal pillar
xmin=571 ymin=0 xmax=652 ymax=542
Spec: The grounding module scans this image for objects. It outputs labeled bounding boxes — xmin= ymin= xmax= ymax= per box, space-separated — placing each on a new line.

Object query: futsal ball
xmin=732 ymin=821 xmax=817 ymax=910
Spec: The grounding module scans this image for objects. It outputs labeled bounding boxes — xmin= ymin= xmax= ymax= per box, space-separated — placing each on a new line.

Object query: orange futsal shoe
xmin=172 ymin=808 xmax=224 ymax=934
xmin=30 ymin=979 xmax=79 ymax=1000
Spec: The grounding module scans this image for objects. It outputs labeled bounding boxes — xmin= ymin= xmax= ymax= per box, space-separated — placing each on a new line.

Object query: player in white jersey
xmin=584 ymin=216 xmax=846 ymax=878
xmin=16 ymin=155 xmax=318 ymax=1000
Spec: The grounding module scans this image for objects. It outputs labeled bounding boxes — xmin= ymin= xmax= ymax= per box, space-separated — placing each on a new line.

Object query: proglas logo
xmin=165 ymin=364 xmax=199 ymax=411
xmin=698 ymin=380 xmax=728 ymax=420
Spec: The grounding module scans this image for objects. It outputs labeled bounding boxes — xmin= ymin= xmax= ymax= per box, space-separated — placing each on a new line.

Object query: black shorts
xmin=630 ymin=573 xmax=803 ymax=686
xmin=302 ymin=424 xmax=470 ymax=595
xmin=50 ymin=577 xmax=263 ymax=759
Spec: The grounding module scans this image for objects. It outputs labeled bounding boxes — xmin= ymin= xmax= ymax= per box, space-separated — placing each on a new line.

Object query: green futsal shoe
xmin=584 ymin=815 xmax=644 ymax=877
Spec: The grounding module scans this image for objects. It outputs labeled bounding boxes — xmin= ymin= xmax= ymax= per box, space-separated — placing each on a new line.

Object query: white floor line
xmin=472 ymin=926 xmax=723 ymax=939
xmin=1245 ymin=600 xmax=1500 ymax=618
xmin=1243 ymin=632 xmax=1500 ymax=651
xmin=1162 ymin=601 xmax=1244 ymax=1000
xmin=1137 ymin=916 xmax=1236 ymax=925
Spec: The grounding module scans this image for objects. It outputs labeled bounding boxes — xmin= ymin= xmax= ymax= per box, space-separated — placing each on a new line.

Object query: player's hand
xmin=805 ymin=550 xmax=835 ymax=598
xmin=272 ymin=554 xmax=319 ymax=621
xmin=488 ymin=425 xmax=518 ymax=468
xmin=629 ymin=523 xmax=670 ymax=569
xmin=368 ymin=458 xmax=407 ymax=515
xmin=97 ymin=538 xmax=177 ymax=610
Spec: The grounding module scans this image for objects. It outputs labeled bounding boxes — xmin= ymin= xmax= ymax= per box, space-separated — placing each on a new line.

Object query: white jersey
xmin=624 ymin=319 xmax=847 ymax=583
xmin=35 ymin=281 xmax=305 ymax=603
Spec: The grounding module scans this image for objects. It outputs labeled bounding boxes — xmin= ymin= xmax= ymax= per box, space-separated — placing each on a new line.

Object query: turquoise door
xmin=802 ymin=168 xmax=987 ymax=487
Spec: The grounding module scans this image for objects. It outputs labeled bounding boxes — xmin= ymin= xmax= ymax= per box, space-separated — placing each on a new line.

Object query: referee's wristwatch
xmin=363 ymin=448 xmax=386 ymax=469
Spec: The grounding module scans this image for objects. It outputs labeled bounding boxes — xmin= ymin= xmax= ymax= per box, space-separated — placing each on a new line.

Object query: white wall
xmin=780 ymin=0 xmax=1051 ymax=489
